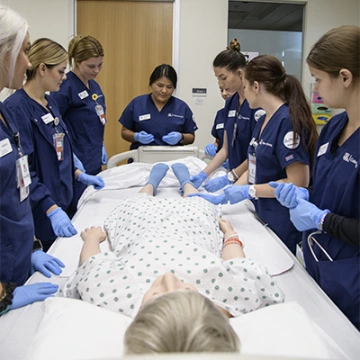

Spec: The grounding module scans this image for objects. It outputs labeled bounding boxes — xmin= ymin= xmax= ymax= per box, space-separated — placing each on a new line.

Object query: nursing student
xmin=204 ymin=86 xmax=234 ymax=160
xmin=190 ymin=55 xmax=318 ymax=255
xmin=50 ymin=35 xmax=107 ymax=206
xmin=119 ymin=64 xmax=198 ymax=150
xmin=5 ymin=38 xmax=104 ymax=252
xmin=0 ymin=6 xmax=61 ymax=316
xmin=271 ymin=26 xmax=360 ymax=329
xmin=191 ymin=39 xmax=265 ymax=192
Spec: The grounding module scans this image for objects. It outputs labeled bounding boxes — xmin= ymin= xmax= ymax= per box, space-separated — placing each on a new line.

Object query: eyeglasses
xmin=307 ymin=230 xmax=333 ymax=262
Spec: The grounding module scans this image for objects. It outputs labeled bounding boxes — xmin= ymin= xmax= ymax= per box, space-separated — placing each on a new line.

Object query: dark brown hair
xmin=213 ymin=39 xmax=247 ymax=72
xmin=245 ymin=55 xmax=318 ymax=162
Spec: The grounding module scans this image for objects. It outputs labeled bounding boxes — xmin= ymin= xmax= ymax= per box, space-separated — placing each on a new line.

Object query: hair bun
xmin=227 ymin=39 xmax=241 ymax=52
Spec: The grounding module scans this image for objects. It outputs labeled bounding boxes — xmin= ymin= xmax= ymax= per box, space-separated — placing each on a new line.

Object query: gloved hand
xmin=204 ymin=175 xmax=231 ymax=192
xmin=73 ymin=153 xmax=85 ymax=172
xmin=78 ymin=172 xmax=105 ymax=190
xmin=47 ymin=207 xmax=77 ymax=237
xmin=224 ymin=185 xmax=250 ymax=205
xmin=222 ymin=159 xmax=230 ymax=170
xmin=134 ymin=131 xmax=154 ymax=144
xmin=290 ymin=199 xmax=330 ymax=231
xmin=205 ymin=143 xmax=218 ymax=156
xmin=9 ymin=283 xmax=59 ymax=310
xmin=188 ymin=192 xmax=227 ymax=205
xmin=269 ymin=182 xmax=309 ymax=209
xmin=190 ymin=171 xmax=208 ymax=189
xmin=102 ymin=144 xmax=108 ymax=165
xmin=31 ymin=250 xmax=65 ymax=278
xmin=162 ymin=131 xmax=182 ymax=145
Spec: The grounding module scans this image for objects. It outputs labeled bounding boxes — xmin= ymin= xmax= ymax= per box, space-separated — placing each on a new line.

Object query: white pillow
xmin=28 ymin=298 xmax=333 ymax=360
xmin=27 ymin=298 xmax=132 ymax=360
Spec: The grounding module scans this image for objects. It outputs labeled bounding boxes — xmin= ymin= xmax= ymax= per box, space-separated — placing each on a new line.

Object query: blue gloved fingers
xmin=223 ymin=185 xmax=249 ymax=205
xmin=269 ymin=182 xmax=308 ymax=208
xmin=102 ymin=144 xmax=108 ymax=165
xmin=47 ymin=208 xmax=76 ymax=237
xmin=64 ymin=223 xmax=78 ymax=237
xmin=134 ymin=131 xmax=154 ymax=144
xmin=204 ymin=175 xmax=230 ymax=192
xmin=187 ymin=192 xmax=227 ymax=205
xmin=162 ymin=131 xmax=182 ymax=145
xmin=10 ymin=283 xmax=59 ymax=309
xmin=73 ymin=153 xmax=86 ymax=172
xmin=222 ymin=159 xmax=230 ymax=170
xmin=205 ymin=143 xmax=217 ymax=156
xmin=189 ymin=171 xmax=208 ymax=189
xmin=93 ymin=176 xmax=105 ymax=190
xmin=44 ymin=260 xmax=63 ymax=276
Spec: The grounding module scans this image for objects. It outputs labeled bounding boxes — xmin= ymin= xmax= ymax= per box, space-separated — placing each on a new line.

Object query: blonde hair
xmin=68 ymin=35 xmax=104 ymax=68
xmin=307 ymin=26 xmax=360 ymax=79
xmin=124 ymin=291 xmax=240 ymax=354
xmin=0 ymin=5 xmax=28 ymax=88
xmin=26 ymin=38 xmax=67 ymax=81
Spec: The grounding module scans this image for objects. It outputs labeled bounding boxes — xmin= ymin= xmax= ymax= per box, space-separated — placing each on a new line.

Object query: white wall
xmin=2 ymin=0 xmax=360 ymax=147
xmin=228 ymin=29 xmax=302 ymax=81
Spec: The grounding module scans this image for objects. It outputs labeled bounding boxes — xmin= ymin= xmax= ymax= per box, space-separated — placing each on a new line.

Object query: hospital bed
xmin=0 ymin=146 xmax=359 ymax=360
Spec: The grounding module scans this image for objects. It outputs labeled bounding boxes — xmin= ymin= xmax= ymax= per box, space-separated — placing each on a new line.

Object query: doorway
xmin=77 ymin=0 xmax=173 ymax=159
xmin=228 ymin=1 xmax=305 ymax=80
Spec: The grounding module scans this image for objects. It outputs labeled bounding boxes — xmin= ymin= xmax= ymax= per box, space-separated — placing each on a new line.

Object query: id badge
xmin=16 ymin=155 xmax=31 ymax=201
xmin=95 ymin=104 xmax=106 ymax=125
xmin=248 ymin=153 xmax=256 ymax=184
xmin=53 ymin=133 xmax=65 ymax=161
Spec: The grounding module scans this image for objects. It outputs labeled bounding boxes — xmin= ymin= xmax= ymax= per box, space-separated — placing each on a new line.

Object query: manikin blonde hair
xmin=124 ymin=291 xmax=240 ymax=354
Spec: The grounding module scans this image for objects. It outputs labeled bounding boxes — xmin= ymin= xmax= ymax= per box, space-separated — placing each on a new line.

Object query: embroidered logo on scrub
xmin=283 ymin=131 xmax=300 ymax=149
xmin=168 ymin=113 xmax=184 ymax=118
xmin=254 ymin=109 xmax=266 ymax=121
xmin=343 ymin=152 xmax=358 ymax=168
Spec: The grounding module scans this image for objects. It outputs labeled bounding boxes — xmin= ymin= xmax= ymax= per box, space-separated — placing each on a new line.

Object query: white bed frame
xmin=0 ymin=148 xmax=359 ymax=360
xmin=107 ymin=145 xmax=211 ymax=168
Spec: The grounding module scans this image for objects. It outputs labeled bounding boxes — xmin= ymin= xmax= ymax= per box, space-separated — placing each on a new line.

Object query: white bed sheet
xmin=0 ymin=156 xmax=359 ymax=360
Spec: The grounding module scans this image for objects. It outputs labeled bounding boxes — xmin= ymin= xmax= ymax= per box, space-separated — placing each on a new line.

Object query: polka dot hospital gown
xmin=63 ymin=194 xmax=284 ymax=318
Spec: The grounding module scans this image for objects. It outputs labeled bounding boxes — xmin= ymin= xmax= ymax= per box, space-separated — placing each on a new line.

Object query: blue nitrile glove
xmin=204 ymin=175 xmax=231 ymax=192
xmin=188 ymin=192 xmax=227 ymax=205
xmin=162 ymin=131 xmax=182 ymax=145
xmin=78 ymin=172 xmax=105 ymax=190
xmin=102 ymin=144 xmax=108 ymax=165
xmin=205 ymin=143 xmax=218 ymax=156
xmin=222 ymin=159 xmax=230 ymax=170
xmin=31 ymin=250 xmax=65 ymax=278
xmin=290 ymin=199 xmax=330 ymax=231
xmin=47 ymin=207 xmax=77 ymax=237
xmin=134 ymin=131 xmax=154 ymax=144
xmin=269 ymin=182 xmax=309 ymax=209
xmin=190 ymin=171 xmax=208 ymax=189
xmin=9 ymin=283 xmax=59 ymax=310
xmin=73 ymin=153 xmax=85 ymax=172
xmin=224 ymin=185 xmax=250 ymax=205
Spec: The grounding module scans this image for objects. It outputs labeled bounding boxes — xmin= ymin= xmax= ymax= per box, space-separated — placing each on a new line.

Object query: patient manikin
xmin=62 ymin=163 xmax=284 ymax=353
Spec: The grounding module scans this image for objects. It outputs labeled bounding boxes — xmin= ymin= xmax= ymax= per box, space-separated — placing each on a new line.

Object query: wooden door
xmin=77 ymin=0 xmax=173 ymax=160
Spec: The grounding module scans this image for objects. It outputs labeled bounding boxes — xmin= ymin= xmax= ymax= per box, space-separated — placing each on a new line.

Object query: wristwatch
xmin=33 ymin=239 xmax=43 ymax=252
xmin=248 ymin=184 xmax=258 ymax=200
xmin=227 ymin=172 xmax=236 ymax=183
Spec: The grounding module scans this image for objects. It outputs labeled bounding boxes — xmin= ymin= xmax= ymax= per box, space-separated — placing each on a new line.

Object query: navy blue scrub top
xmin=50 ymin=71 xmax=105 ymax=175
xmin=119 ymin=94 xmax=198 ymax=150
xmin=249 ymin=104 xmax=310 ymax=254
xmin=211 ymin=108 xmax=226 ymax=150
xmin=5 ymin=89 xmax=74 ymax=245
xmin=0 ymin=102 xmax=34 ymax=285
xmin=223 ymin=93 xmax=259 ymax=169
xmin=303 ymin=112 xmax=360 ymax=327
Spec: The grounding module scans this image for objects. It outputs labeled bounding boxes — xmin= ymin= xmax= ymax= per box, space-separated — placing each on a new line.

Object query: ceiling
xmin=228 ymin=1 xmax=304 ymax=32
